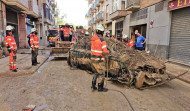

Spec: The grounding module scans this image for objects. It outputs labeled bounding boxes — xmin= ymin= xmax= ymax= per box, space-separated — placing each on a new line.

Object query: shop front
xmin=168 ymin=0 xmax=190 ymax=64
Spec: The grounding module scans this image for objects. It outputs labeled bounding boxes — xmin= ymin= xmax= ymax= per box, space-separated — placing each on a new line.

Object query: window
xmin=121 ymin=1 xmax=125 ymax=10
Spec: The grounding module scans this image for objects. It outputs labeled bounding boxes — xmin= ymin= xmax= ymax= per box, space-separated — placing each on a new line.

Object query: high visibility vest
xmin=127 ymin=40 xmax=134 ymax=48
xmin=30 ymin=34 xmax=39 ymax=49
xmin=5 ymin=35 xmax=17 ymax=51
xmin=91 ymin=34 xmax=109 ymax=58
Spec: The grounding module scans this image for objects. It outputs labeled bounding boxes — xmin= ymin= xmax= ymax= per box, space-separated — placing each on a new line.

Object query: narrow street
xmin=0 ymin=57 xmax=190 ymax=111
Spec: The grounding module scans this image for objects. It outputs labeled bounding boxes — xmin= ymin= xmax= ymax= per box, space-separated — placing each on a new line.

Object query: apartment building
xmin=0 ymin=0 xmax=57 ymax=48
xmin=86 ymin=0 xmax=111 ymax=35
xmin=86 ymin=0 xmax=190 ymax=65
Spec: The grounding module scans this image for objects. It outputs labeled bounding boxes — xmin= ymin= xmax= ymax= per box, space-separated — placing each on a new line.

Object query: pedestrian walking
xmin=29 ymin=28 xmax=40 ymax=66
xmin=5 ymin=25 xmax=17 ymax=72
xmin=91 ymin=24 xmax=109 ymax=92
xmin=136 ymin=33 xmax=146 ymax=51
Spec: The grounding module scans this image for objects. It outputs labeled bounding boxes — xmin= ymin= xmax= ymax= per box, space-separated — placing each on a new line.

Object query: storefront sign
xmin=168 ymin=0 xmax=190 ymax=11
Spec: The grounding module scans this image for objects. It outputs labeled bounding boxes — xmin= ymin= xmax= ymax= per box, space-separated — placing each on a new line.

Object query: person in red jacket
xmin=30 ymin=28 xmax=40 ymax=66
xmin=5 ymin=25 xmax=17 ymax=72
xmin=91 ymin=24 xmax=109 ymax=92
xmin=127 ymin=39 xmax=134 ymax=48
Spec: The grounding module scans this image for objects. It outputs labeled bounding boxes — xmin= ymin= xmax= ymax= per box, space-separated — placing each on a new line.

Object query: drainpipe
xmin=41 ymin=0 xmax=45 ymax=46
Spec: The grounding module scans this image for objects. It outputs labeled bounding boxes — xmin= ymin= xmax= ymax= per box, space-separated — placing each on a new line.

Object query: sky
xmin=56 ymin=0 xmax=88 ymax=26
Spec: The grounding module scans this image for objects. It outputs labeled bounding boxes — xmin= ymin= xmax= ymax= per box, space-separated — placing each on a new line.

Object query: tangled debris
xmin=68 ymin=36 xmax=171 ymax=89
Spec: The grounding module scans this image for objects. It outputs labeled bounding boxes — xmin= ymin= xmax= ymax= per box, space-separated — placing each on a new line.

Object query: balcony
xmin=91 ymin=17 xmax=95 ymax=24
xmin=26 ymin=0 xmax=39 ymax=18
xmin=110 ymin=10 xmax=131 ymax=20
xmin=126 ymin=0 xmax=140 ymax=12
xmin=88 ymin=19 xmax=92 ymax=25
xmin=88 ymin=0 xmax=93 ymax=4
xmin=95 ymin=0 xmax=103 ymax=7
xmin=43 ymin=0 xmax=50 ymax=8
xmin=96 ymin=11 xmax=104 ymax=22
xmin=3 ymin=0 xmax=28 ymax=11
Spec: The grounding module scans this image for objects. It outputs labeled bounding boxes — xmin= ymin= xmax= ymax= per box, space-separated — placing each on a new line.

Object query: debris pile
xmin=68 ymin=36 xmax=171 ymax=89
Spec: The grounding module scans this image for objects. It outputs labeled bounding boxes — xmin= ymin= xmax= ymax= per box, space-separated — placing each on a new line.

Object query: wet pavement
xmin=0 ymin=57 xmax=190 ymax=111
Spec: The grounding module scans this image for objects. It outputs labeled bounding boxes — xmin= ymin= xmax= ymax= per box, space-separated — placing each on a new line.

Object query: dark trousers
xmin=32 ymin=48 xmax=38 ymax=64
xmin=69 ymin=35 xmax=72 ymax=41
xmin=136 ymin=47 xmax=144 ymax=51
xmin=64 ymin=37 xmax=70 ymax=41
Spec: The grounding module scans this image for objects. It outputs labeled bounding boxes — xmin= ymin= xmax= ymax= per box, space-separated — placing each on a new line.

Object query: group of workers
xmin=90 ymin=25 xmax=146 ymax=92
xmin=5 ymin=25 xmax=40 ymax=72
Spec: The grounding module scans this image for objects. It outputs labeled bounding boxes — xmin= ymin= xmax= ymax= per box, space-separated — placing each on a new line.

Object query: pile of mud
xmin=69 ymin=36 xmax=170 ymax=88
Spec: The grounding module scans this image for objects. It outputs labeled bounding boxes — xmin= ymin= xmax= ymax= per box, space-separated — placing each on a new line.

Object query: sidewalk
xmin=0 ymin=48 xmax=50 ymax=78
xmin=166 ymin=62 xmax=190 ymax=84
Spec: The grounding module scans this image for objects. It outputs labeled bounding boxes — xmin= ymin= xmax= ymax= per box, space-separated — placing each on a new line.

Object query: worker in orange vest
xmin=122 ymin=34 xmax=134 ymax=48
xmin=59 ymin=23 xmax=75 ymax=41
xmin=5 ymin=25 xmax=17 ymax=72
xmin=30 ymin=28 xmax=40 ymax=66
xmin=91 ymin=24 xmax=109 ymax=92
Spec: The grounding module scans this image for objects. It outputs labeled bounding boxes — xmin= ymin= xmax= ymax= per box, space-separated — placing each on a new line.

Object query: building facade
xmin=86 ymin=0 xmax=190 ymax=65
xmin=0 ymin=0 xmax=58 ymax=49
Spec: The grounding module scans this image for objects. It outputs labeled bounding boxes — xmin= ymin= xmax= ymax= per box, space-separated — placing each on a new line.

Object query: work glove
xmin=30 ymin=48 xmax=32 ymax=51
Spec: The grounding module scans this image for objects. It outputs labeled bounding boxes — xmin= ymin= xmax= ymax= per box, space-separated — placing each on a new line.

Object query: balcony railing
xmin=28 ymin=0 xmax=39 ymax=17
xmin=110 ymin=10 xmax=131 ymax=20
xmin=126 ymin=0 xmax=140 ymax=12
xmin=4 ymin=0 xmax=28 ymax=11
xmin=95 ymin=0 xmax=104 ymax=7
xmin=91 ymin=17 xmax=95 ymax=24
xmin=88 ymin=19 xmax=92 ymax=25
xmin=96 ymin=11 xmax=104 ymax=22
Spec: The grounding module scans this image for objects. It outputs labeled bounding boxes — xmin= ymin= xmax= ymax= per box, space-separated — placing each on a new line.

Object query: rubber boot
xmin=13 ymin=69 xmax=17 ymax=72
xmin=91 ymin=75 xmax=97 ymax=90
xmin=35 ymin=58 xmax=40 ymax=64
xmin=32 ymin=60 xmax=37 ymax=66
xmin=98 ymin=79 xmax=108 ymax=92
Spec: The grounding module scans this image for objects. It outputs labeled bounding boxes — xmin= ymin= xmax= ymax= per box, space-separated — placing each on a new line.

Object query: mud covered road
xmin=0 ymin=57 xmax=190 ymax=111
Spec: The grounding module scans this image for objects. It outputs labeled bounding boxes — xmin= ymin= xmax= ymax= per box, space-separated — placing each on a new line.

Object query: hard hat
xmin=85 ymin=31 xmax=89 ymax=35
xmin=31 ymin=28 xmax=37 ymax=33
xmin=6 ymin=25 xmax=14 ymax=31
xmin=122 ymin=34 xmax=128 ymax=39
xmin=65 ymin=23 xmax=69 ymax=26
xmin=96 ymin=24 xmax=104 ymax=32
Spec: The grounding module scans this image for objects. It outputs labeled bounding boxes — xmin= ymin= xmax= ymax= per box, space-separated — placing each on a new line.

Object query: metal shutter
xmin=169 ymin=7 xmax=190 ymax=64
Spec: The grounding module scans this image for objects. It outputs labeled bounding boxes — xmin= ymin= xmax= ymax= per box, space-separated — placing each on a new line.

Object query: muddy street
xmin=0 ymin=57 xmax=190 ymax=111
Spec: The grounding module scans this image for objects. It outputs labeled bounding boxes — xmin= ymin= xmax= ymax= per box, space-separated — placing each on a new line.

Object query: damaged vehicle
xmin=68 ymin=36 xmax=174 ymax=89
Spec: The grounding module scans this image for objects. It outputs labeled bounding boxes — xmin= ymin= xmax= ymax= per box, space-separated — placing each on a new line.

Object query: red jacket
xmin=5 ymin=35 xmax=17 ymax=51
xmin=30 ymin=34 xmax=39 ymax=49
xmin=91 ymin=34 xmax=109 ymax=58
xmin=127 ymin=40 xmax=134 ymax=48
xmin=59 ymin=27 xmax=74 ymax=37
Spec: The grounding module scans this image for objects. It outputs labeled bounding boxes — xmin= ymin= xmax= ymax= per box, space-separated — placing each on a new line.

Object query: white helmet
xmin=31 ymin=28 xmax=37 ymax=33
xmin=85 ymin=31 xmax=89 ymax=35
xmin=6 ymin=25 xmax=14 ymax=31
xmin=96 ymin=24 xmax=104 ymax=32
xmin=122 ymin=34 xmax=128 ymax=39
